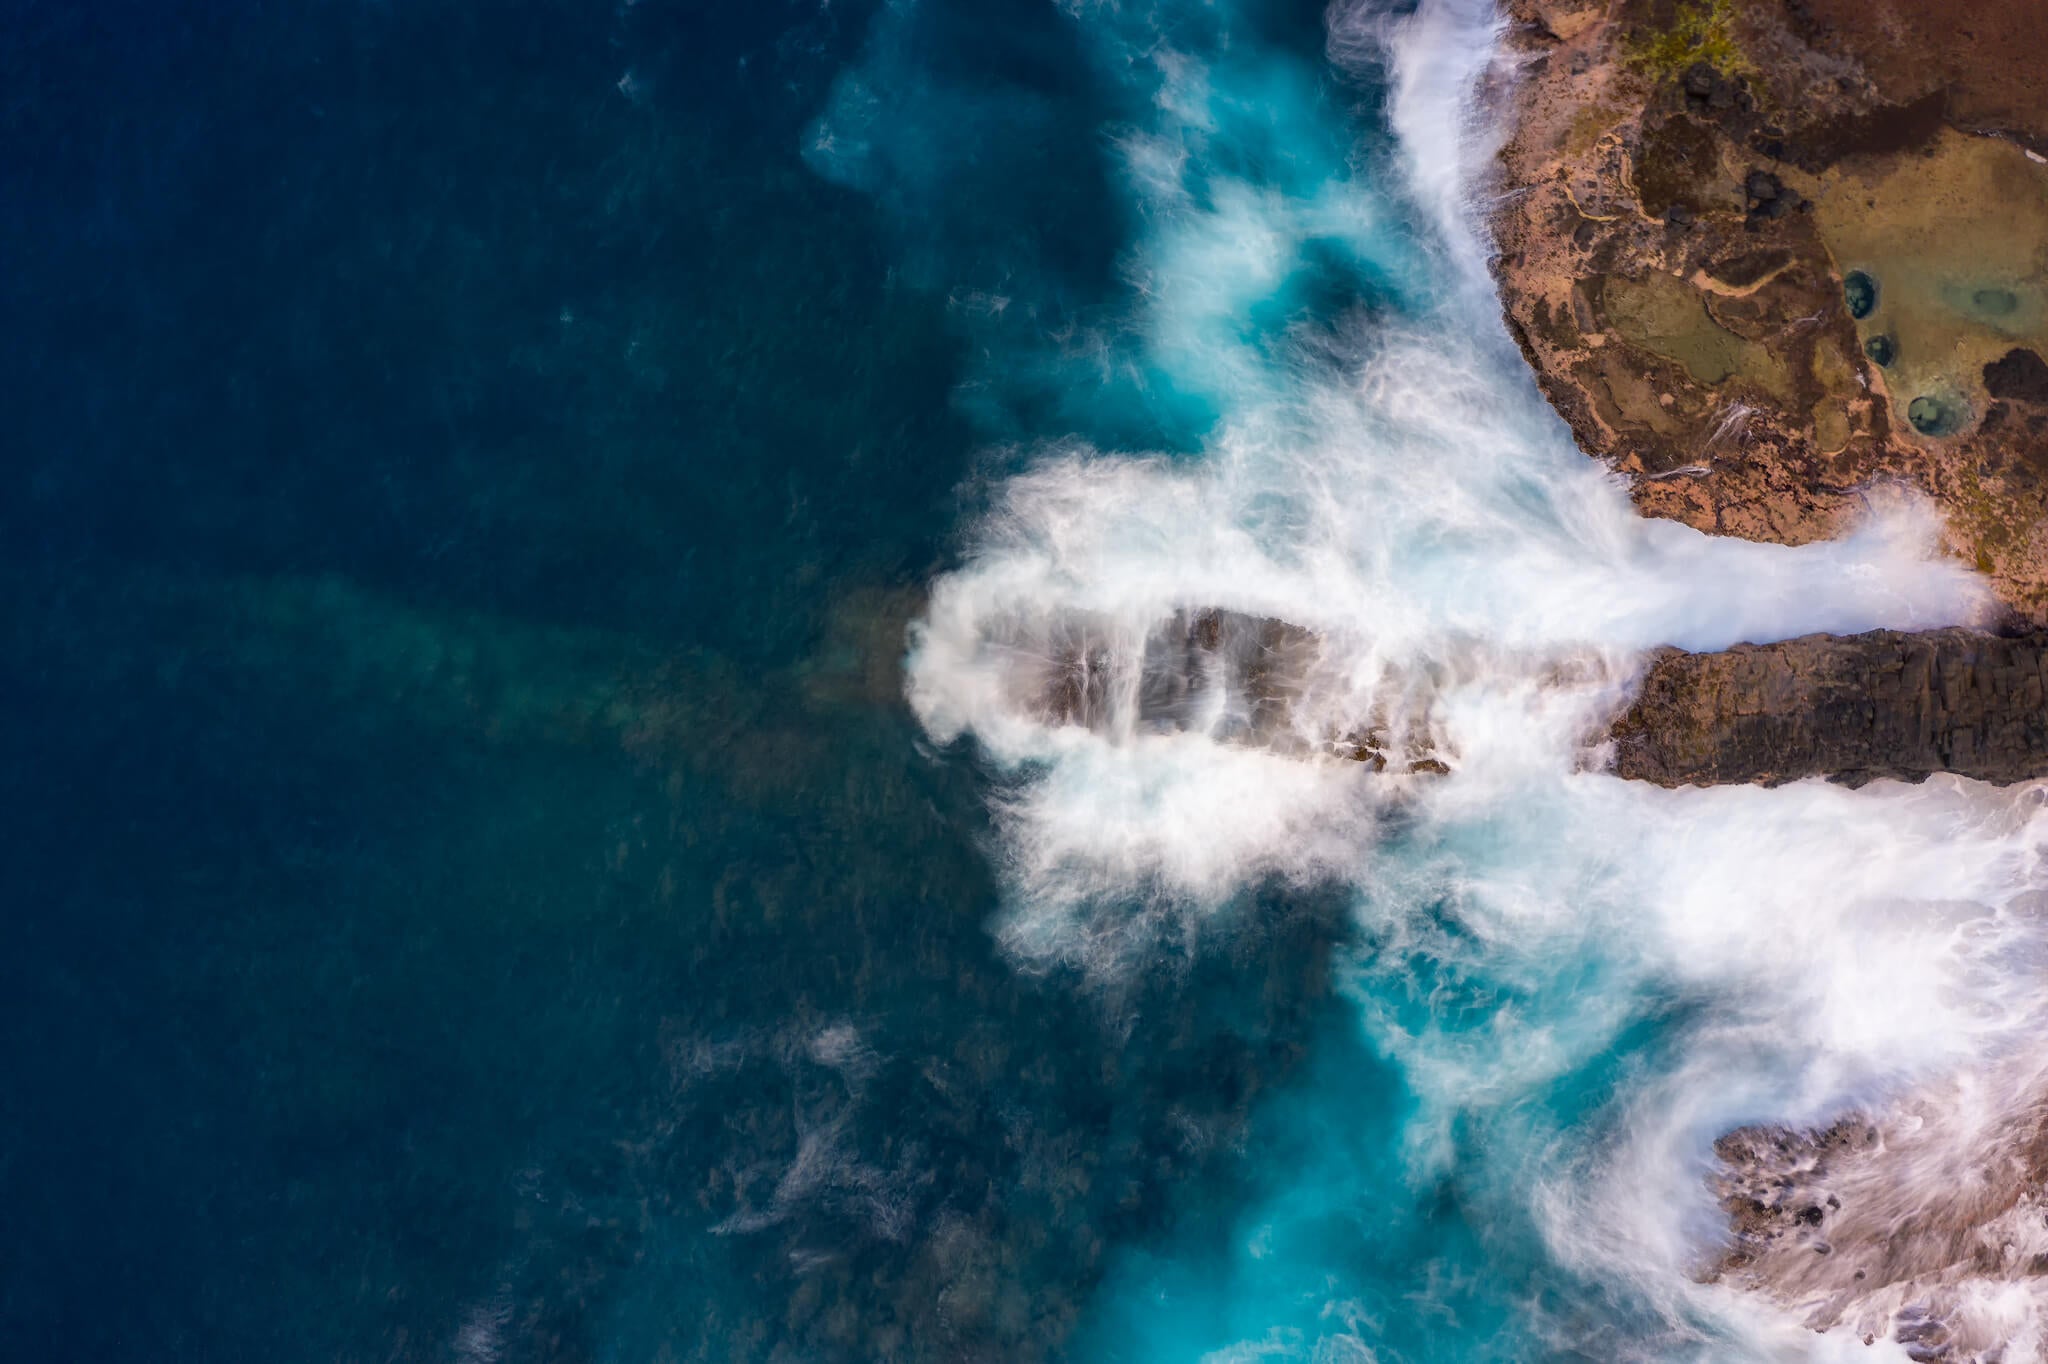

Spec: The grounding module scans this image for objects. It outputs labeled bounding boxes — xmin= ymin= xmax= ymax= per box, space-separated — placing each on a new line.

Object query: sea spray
xmin=816 ymin=0 xmax=2048 ymax=1355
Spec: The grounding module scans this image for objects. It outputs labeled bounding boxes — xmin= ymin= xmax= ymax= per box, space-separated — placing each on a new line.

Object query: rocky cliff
xmin=1484 ymin=5 xmax=2048 ymax=1345
xmin=1491 ymin=0 xmax=2048 ymax=620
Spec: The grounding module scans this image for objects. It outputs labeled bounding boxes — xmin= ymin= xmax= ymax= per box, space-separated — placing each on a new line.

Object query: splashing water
xmin=816 ymin=0 xmax=2048 ymax=1357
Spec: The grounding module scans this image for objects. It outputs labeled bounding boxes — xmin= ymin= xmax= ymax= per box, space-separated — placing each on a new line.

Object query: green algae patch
xmin=1603 ymin=270 xmax=1790 ymax=395
xmin=1629 ymin=0 xmax=1754 ymax=84
xmin=1814 ymin=128 xmax=2048 ymax=442
xmin=1811 ymin=400 xmax=1850 ymax=454
xmin=1586 ymin=350 xmax=1683 ymax=439
xmin=1809 ymin=336 xmax=1862 ymax=453
xmin=1567 ymin=104 xmax=1630 ymax=159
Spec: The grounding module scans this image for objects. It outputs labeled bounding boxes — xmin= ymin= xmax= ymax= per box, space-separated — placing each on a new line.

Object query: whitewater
xmin=811 ymin=0 xmax=2048 ymax=1357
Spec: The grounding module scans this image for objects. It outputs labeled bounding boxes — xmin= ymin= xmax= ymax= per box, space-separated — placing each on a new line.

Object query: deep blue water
xmin=4 ymin=2 xmax=1371 ymax=1358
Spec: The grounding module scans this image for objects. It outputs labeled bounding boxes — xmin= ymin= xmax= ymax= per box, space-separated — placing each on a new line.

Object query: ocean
xmin=8 ymin=0 xmax=2047 ymax=1360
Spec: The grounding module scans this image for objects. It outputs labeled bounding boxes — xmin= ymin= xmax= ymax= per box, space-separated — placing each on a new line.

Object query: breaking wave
xmin=814 ymin=0 xmax=2048 ymax=1356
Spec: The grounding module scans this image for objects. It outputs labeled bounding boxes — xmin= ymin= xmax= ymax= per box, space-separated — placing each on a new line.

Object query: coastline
xmin=1487 ymin=0 xmax=2048 ymax=622
xmin=1481 ymin=1 xmax=2048 ymax=1352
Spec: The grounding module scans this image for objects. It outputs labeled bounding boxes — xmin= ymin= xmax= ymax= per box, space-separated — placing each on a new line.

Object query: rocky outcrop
xmin=1030 ymin=608 xmax=1453 ymax=773
xmin=1028 ymin=609 xmax=2048 ymax=790
xmin=1490 ymin=0 xmax=2048 ymax=620
xmin=1482 ymin=13 xmax=2048 ymax=1340
xmin=1711 ymin=1085 xmax=2048 ymax=1360
xmin=1611 ymin=628 xmax=2048 ymax=787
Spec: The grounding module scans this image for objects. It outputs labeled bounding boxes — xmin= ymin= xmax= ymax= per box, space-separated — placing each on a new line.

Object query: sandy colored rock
xmin=1711 ymin=1080 xmax=2048 ymax=1361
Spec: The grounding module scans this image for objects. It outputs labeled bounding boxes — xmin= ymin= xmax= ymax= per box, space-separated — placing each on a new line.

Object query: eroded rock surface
xmin=1712 ymin=1081 xmax=2048 ymax=1360
xmin=1612 ymin=628 xmax=2048 ymax=787
xmin=1029 ymin=608 xmax=1453 ymax=773
xmin=1491 ymin=0 xmax=2048 ymax=618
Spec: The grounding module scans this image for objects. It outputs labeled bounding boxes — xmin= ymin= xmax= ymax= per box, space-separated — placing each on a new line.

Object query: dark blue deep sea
xmin=22 ymin=1 xmax=2033 ymax=1359
xmin=4 ymin=3 xmax=1371 ymax=1359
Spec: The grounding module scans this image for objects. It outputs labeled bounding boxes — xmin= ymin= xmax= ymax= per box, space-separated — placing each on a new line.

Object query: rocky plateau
xmin=1492 ymin=0 xmax=2048 ymax=619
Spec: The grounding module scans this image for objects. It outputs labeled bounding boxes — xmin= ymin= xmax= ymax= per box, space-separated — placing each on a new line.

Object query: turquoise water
xmin=10 ymin=0 xmax=2047 ymax=1360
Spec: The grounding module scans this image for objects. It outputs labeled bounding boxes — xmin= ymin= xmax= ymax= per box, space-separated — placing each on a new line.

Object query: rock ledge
xmin=1613 ymin=628 xmax=2048 ymax=787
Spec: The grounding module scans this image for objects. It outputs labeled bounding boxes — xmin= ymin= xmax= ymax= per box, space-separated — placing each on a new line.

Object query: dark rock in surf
xmin=1610 ymin=628 xmax=2048 ymax=787
xmin=1038 ymin=610 xmax=2048 ymax=790
xmin=1030 ymin=608 xmax=1452 ymax=774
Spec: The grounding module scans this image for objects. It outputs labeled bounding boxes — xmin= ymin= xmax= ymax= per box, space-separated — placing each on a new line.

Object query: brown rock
xmin=1030 ymin=610 xmax=2048 ymax=791
xmin=1610 ymin=628 xmax=2048 ymax=787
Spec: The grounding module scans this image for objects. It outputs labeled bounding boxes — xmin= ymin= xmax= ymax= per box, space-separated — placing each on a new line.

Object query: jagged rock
xmin=1027 ymin=609 xmax=1451 ymax=772
xmin=1034 ymin=611 xmax=2048 ymax=789
xmin=1032 ymin=609 xmax=2048 ymax=787
xmin=1710 ymin=1077 xmax=2048 ymax=1360
xmin=1611 ymin=628 xmax=2048 ymax=787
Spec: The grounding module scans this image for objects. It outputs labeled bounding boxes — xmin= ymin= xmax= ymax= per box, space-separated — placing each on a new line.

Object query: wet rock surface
xmin=1712 ymin=1083 xmax=2048 ymax=1361
xmin=1034 ymin=610 xmax=2048 ymax=790
xmin=1030 ymin=608 xmax=1453 ymax=774
xmin=1611 ymin=628 xmax=2048 ymax=787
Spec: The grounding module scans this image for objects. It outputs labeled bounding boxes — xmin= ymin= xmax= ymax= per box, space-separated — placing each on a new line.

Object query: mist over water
xmin=824 ymin=0 xmax=2048 ymax=1356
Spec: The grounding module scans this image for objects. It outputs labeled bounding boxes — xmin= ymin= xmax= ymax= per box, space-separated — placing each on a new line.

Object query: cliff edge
xmin=1612 ymin=628 xmax=2048 ymax=786
xmin=1491 ymin=0 xmax=2048 ymax=619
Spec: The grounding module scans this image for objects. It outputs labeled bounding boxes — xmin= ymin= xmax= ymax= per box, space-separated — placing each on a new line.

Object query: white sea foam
xmin=871 ymin=0 xmax=2047 ymax=1355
